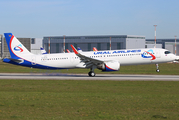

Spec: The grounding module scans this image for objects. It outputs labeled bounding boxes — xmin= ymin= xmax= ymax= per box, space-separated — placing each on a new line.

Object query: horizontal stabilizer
xmin=3 ymin=58 xmax=24 ymax=63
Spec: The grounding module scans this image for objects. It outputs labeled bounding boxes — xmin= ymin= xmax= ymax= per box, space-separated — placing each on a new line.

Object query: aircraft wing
xmin=71 ymin=45 xmax=104 ymax=68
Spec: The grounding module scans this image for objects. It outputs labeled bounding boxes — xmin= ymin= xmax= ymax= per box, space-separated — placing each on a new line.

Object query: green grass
xmin=0 ymin=80 xmax=179 ymax=120
xmin=1 ymin=60 xmax=179 ymax=75
xmin=1 ymin=61 xmax=179 ymax=119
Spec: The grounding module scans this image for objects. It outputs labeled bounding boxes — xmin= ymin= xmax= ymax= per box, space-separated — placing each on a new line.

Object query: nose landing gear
xmin=156 ymin=64 xmax=160 ymax=72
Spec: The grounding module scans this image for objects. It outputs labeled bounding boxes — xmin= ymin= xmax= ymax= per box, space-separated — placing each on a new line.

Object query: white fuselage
xmin=22 ymin=48 xmax=176 ymax=69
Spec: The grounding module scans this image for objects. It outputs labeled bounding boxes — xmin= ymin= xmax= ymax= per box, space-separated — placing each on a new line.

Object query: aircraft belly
xmin=37 ymin=60 xmax=78 ymax=69
xmin=119 ymin=57 xmax=151 ymax=65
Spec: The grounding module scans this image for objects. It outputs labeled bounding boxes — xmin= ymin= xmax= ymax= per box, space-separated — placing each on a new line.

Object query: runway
xmin=0 ymin=73 xmax=179 ymax=81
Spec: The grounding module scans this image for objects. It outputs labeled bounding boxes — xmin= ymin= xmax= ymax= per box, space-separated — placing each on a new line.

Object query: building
xmin=43 ymin=35 xmax=146 ymax=53
xmin=145 ymin=41 xmax=162 ymax=48
xmin=31 ymin=38 xmax=43 ymax=55
xmin=146 ymin=39 xmax=179 ymax=55
xmin=1 ymin=33 xmax=179 ymax=58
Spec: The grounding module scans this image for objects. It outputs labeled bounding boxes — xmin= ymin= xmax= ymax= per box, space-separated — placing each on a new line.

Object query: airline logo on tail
xmin=14 ymin=44 xmax=23 ymax=52
xmin=141 ymin=49 xmax=156 ymax=60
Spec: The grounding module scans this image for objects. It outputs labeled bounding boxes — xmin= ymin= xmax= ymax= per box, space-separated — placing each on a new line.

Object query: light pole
xmin=175 ymin=35 xmax=177 ymax=55
xmin=153 ymin=25 xmax=157 ymax=48
xmin=48 ymin=37 xmax=50 ymax=54
xmin=63 ymin=35 xmax=65 ymax=53
xmin=110 ymin=37 xmax=111 ymax=50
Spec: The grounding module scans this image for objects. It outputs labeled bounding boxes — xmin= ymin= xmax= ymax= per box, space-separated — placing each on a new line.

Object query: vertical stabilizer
xmin=4 ymin=33 xmax=31 ymax=59
xmin=40 ymin=47 xmax=47 ymax=54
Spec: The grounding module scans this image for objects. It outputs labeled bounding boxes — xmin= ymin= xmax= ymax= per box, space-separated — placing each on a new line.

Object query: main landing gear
xmin=88 ymin=66 xmax=96 ymax=77
xmin=88 ymin=71 xmax=96 ymax=77
xmin=156 ymin=64 xmax=160 ymax=72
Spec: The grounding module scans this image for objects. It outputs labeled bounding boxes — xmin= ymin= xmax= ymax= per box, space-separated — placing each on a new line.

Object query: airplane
xmin=66 ymin=48 xmax=81 ymax=53
xmin=3 ymin=33 xmax=178 ymax=77
xmin=67 ymin=47 xmax=97 ymax=53
xmin=40 ymin=47 xmax=47 ymax=54
xmin=93 ymin=47 xmax=98 ymax=51
xmin=66 ymin=47 xmax=98 ymax=53
xmin=66 ymin=49 xmax=70 ymax=53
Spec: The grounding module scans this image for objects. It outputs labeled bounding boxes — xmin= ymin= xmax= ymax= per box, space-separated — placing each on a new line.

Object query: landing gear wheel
xmin=88 ymin=72 xmax=91 ymax=76
xmin=88 ymin=71 xmax=96 ymax=77
xmin=156 ymin=69 xmax=160 ymax=73
xmin=155 ymin=64 xmax=160 ymax=73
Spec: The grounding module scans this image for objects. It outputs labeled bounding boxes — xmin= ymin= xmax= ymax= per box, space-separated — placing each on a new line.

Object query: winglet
xmin=70 ymin=45 xmax=79 ymax=54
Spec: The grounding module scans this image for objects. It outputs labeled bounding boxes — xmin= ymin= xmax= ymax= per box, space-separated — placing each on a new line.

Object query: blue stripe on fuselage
xmin=3 ymin=58 xmax=67 ymax=70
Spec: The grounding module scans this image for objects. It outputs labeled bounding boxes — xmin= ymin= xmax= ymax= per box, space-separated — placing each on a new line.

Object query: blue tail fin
xmin=4 ymin=33 xmax=31 ymax=59
xmin=40 ymin=47 xmax=47 ymax=54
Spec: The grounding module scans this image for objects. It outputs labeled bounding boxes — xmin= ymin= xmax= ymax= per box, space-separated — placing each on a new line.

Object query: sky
xmin=0 ymin=0 xmax=179 ymax=39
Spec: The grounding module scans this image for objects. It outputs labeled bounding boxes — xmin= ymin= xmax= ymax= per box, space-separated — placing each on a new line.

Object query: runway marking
xmin=0 ymin=73 xmax=179 ymax=81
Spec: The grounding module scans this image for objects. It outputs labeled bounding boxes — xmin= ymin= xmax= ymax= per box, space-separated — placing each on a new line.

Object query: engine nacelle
xmin=97 ymin=61 xmax=120 ymax=71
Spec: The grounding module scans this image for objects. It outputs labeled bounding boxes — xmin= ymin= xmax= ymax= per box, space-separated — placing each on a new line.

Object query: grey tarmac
xmin=0 ymin=73 xmax=179 ymax=81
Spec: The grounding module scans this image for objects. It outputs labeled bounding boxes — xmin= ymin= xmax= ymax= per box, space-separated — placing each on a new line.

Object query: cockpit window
xmin=165 ymin=51 xmax=171 ymax=54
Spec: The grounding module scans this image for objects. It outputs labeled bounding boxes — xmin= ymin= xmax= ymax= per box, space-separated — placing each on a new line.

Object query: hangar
xmin=42 ymin=35 xmax=179 ymax=55
xmin=146 ymin=38 xmax=179 ymax=55
xmin=43 ymin=35 xmax=145 ymax=53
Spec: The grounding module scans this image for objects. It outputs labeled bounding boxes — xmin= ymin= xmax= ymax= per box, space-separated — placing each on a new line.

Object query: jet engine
xmin=97 ymin=61 xmax=120 ymax=71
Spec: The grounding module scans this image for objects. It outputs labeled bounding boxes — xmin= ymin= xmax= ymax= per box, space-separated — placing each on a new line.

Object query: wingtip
xmin=70 ymin=45 xmax=79 ymax=54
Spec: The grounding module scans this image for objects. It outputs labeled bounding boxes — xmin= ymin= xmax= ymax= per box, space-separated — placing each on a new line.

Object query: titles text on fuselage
xmin=94 ymin=50 xmax=141 ymax=55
